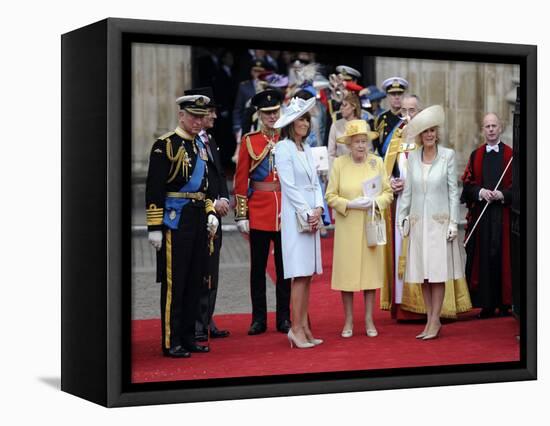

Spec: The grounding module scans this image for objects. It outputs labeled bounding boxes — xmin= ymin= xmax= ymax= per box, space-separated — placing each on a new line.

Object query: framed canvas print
xmin=61 ymin=17 xmax=537 ymax=407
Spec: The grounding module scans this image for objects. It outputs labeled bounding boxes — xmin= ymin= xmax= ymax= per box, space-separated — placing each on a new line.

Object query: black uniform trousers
xmin=195 ymin=220 xmax=222 ymax=335
xmin=249 ymin=229 xmax=291 ymax=327
xmin=159 ymin=205 xmax=208 ymax=353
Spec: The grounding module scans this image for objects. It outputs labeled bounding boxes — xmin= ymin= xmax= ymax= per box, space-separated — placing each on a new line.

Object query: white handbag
xmin=365 ymin=200 xmax=387 ymax=247
xmin=296 ymin=211 xmax=312 ymax=233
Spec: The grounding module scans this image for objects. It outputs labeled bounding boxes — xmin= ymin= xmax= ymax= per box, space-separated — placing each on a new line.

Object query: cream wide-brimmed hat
xmin=273 ymin=96 xmax=316 ymax=129
xmin=406 ymin=105 xmax=445 ymax=140
xmin=337 ymin=119 xmax=379 ymax=144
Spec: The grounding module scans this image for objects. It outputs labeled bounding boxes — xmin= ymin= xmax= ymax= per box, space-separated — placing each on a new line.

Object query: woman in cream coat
xmin=274 ymin=97 xmax=325 ymax=349
xmin=325 ymin=119 xmax=393 ymax=338
xmin=398 ymin=105 xmax=470 ymax=340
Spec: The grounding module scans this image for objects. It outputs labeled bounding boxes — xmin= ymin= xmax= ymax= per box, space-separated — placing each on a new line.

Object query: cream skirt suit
xmin=398 ymin=146 xmax=464 ymax=283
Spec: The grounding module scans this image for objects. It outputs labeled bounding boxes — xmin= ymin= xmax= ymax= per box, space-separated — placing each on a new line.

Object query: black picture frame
xmin=61 ymin=17 xmax=537 ymax=408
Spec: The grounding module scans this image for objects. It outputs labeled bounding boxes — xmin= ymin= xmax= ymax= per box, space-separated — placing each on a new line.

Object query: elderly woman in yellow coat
xmin=326 ymin=120 xmax=393 ymax=338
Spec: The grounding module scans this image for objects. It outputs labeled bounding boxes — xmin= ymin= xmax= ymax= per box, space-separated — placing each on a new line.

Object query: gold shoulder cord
xmin=166 ymin=138 xmax=190 ymax=183
xmin=247 ymin=134 xmax=274 ymax=173
xmin=375 ymin=117 xmax=386 ymax=136
xmin=246 ymin=135 xmax=269 ymax=161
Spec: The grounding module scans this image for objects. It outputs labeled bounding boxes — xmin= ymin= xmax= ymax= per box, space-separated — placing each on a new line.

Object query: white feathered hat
xmin=405 ymin=105 xmax=445 ymax=139
xmin=273 ymin=97 xmax=316 ymax=129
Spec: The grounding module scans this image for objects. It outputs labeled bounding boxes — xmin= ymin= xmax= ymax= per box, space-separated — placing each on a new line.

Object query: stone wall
xmin=376 ymin=57 xmax=520 ymax=173
xmin=132 ymin=43 xmax=192 ymax=174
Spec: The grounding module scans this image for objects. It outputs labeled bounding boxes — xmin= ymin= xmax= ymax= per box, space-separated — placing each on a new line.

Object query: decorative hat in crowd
xmin=344 ymin=80 xmax=364 ymax=94
xmin=250 ymin=89 xmax=284 ymax=112
xmin=273 ymin=96 xmax=316 ymax=129
xmin=176 ymin=92 xmax=210 ymax=115
xmin=381 ymin=77 xmax=409 ymax=94
xmin=336 ymin=65 xmax=362 ymax=81
xmin=364 ymin=85 xmax=386 ymax=101
xmin=262 ymin=73 xmax=289 ymax=89
xmin=294 ymin=85 xmax=316 ymax=100
xmin=337 ymin=119 xmax=379 ymax=144
xmin=405 ymin=105 xmax=445 ymax=140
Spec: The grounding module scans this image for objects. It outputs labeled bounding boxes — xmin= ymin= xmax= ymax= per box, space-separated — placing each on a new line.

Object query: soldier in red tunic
xmin=233 ymin=89 xmax=291 ymax=335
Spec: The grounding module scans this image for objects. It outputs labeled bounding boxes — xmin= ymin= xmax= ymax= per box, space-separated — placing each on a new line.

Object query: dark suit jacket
xmin=232 ymin=80 xmax=256 ymax=133
xmin=206 ymin=133 xmax=230 ymax=201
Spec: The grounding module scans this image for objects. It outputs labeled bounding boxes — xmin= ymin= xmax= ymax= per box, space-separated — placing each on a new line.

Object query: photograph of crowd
xmin=130 ymin=43 xmax=521 ymax=383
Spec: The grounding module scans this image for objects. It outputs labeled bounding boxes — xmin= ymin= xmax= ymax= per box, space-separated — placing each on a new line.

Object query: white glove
xmin=207 ymin=214 xmax=219 ymax=235
xmin=148 ymin=231 xmax=163 ymax=251
xmin=447 ymin=223 xmax=458 ymax=242
xmin=347 ymin=196 xmax=373 ymax=210
xmin=237 ymin=219 xmax=250 ymax=234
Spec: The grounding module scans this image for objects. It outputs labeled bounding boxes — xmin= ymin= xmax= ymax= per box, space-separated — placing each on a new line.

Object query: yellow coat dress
xmin=326 ymin=153 xmax=393 ymax=291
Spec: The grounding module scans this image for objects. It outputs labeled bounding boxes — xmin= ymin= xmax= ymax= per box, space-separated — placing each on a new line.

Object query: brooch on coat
xmin=368 ymin=158 xmax=377 ymax=170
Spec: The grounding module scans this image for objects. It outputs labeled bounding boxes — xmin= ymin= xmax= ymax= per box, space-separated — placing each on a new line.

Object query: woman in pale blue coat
xmin=274 ymin=96 xmax=325 ymax=349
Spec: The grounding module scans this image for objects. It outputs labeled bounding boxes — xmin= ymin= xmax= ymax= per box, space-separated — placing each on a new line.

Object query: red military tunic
xmin=234 ymin=129 xmax=282 ymax=232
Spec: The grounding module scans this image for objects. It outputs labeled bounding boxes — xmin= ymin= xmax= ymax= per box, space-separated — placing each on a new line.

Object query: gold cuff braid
xmin=147 ymin=204 xmax=164 ymax=226
xmin=205 ymin=199 xmax=216 ymax=215
xmin=234 ymin=195 xmax=248 ymax=220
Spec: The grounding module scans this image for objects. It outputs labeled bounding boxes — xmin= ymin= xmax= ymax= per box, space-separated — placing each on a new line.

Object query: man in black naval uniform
xmin=374 ymin=77 xmax=409 ymax=158
xmin=185 ymin=87 xmax=232 ymax=342
xmin=146 ymin=92 xmax=219 ymax=358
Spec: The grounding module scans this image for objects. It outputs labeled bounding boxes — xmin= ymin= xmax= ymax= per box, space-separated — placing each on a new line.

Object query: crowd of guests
xmin=145 ymin=50 xmax=515 ymax=357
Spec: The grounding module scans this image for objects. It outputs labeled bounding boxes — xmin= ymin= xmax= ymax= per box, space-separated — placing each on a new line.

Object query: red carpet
xmin=132 ymin=234 xmax=520 ymax=383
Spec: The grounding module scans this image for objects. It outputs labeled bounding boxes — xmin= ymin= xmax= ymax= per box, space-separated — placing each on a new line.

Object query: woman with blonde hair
xmin=326 ymin=119 xmax=393 ymax=338
xmin=398 ymin=105 xmax=471 ymax=340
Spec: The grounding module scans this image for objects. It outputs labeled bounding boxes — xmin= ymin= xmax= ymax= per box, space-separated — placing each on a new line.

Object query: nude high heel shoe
xmin=366 ymin=321 xmax=378 ymax=337
xmin=341 ymin=329 xmax=353 ymax=338
xmin=308 ymin=337 xmax=324 ymax=345
xmin=366 ymin=329 xmax=378 ymax=337
xmin=422 ymin=326 xmax=442 ymax=340
xmin=287 ymin=329 xmax=314 ymax=349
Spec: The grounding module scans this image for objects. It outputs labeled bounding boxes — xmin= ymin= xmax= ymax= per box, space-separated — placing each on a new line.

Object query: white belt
xmin=303 ymin=185 xmax=318 ymax=192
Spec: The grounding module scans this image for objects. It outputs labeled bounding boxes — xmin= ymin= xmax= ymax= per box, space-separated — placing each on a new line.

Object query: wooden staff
xmin=464 ymin=156 xmax=513 ymax=247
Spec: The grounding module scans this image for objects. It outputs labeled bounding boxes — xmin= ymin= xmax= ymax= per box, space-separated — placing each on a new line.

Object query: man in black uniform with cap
xmin=146 ymin=91 xmax=219 ymax=358
xmin=374 ymin=77 xmax=409 ymax=158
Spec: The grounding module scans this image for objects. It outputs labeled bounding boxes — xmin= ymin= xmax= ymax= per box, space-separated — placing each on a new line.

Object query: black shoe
xmin=184 ymin=343 xmax=210 ymax=353
xmin=248 ymin=322 xmax=267 ymax=335
xmin=164 ymin=345 xmax=191 ymax=358
xmin=498 ymin=307 xmax=512 ymax=317
xmin=277 ymin=320 xmax=291 ymax=333
xmin=195 ymin=333 xmax=208 ymax=342
xmin=210 ymin=328 xmax=231 ymax=338
xmin=477 ymin=308 xmax=496 ymax=319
